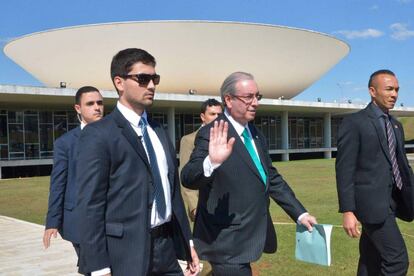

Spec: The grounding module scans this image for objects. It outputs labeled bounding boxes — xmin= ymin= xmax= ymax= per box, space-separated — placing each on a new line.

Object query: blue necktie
xmin=139 ymin=117 xmax=166 ymax=218
xmin=242 ymin=128 xmax=267 ymax=185
xmin=385 ymin=115 xmax=403 ymax=190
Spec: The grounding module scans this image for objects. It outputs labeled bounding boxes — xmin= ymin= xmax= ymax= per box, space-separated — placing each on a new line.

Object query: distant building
xmin=1 ymin=21 xmax=413 ymax=178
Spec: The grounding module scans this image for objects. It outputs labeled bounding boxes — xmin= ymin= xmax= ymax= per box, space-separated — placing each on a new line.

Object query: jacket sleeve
xmin=76 ymin=125 xmax=111 ymax=273
xmin=181 ymin=126 xmax=214 ymax=190
xmin=45 ymin=137 xmax=68 ymax=229
xmin=179 ymin=134 xmax=199 ymax=216
xmin=335 ymin=116 xmax=359 ymax=213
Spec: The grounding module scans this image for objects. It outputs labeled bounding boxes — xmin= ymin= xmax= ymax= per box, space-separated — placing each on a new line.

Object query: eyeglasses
xmin=231 ymin=93 xmax=263 ymax=105
xmin=122 ymin=73 xmax=160 ymax=86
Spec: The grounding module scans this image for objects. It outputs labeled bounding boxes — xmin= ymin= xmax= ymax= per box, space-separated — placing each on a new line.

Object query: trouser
xmin=358 ymin=213 xmax=408 ymax=276
xmin=210 ymin=262 xmax=252 ymax=276
xmin=148 ymin=223 xmax=184 ymax=276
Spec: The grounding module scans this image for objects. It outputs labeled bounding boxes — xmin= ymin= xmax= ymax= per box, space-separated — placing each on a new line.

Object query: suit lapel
xmin=250 ymin=124 xmax=269 ymax=188
xmin=224 ymin=116 xmax=264 ymax=185
xmin=390 ymin=116 xmax=404 ymax=153
xmin=112 ymin=108 xmax=151 ymax=170
xmin=366 ymin=104 xmax=392 ymax=165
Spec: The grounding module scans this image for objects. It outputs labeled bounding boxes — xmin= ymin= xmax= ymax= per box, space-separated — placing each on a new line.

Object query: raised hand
xmin=208 ymin=120 xmax=235 ymax=164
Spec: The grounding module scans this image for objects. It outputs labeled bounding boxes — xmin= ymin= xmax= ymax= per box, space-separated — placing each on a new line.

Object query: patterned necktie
xmin=139 ymin=117 xmax=166 ymax=218
xmin=242 ymin=128 xmax=267 ymax=185
xmin=385 ymin=115 xmax=403 ymax=190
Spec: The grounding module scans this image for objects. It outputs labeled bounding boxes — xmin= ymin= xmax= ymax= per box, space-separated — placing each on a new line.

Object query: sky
xmin=1 ymin=0 xmax=413 ymax=106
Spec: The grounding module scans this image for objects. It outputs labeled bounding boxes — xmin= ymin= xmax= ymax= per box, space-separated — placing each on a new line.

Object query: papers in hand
xmin=295 ymin=224 xmax=333 ymax=266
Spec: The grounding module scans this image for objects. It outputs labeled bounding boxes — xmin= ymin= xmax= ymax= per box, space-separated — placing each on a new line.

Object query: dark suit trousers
xmin=210 ymin=262 xmax=252 ymax=276
xmin=358 ymin=213 xmax=408 ymax=276
xmin=148 ymin=223 xmax=183 ymax=276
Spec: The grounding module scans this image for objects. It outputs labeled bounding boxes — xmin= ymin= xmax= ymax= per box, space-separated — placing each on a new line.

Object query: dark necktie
xmin=242 ymin=128 xmax=267 ymax=185
xmin=385 ymin=115 xmax=403 ymax=190
xmin=139 ymin=117 xmax=166 ymax=218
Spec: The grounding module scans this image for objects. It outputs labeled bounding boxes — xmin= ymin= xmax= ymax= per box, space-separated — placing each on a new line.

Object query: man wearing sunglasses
xmin=181 ymin=72 xmax=317 ymax=276
xmin=76 ymin=48 xmax=199 ymax=276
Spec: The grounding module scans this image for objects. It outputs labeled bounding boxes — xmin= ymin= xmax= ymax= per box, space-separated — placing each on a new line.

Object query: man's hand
xmin=185 ymin=246 xmax=200 ymax=276
xmin=342 ymin=211 xmax=361 ymax=238
xmin=299 ymin=214 xmax=317 ymax=231
xmin=208 ymin=120 xmax=235 ymax=164
xmin=43 ymin=228 xmax=58 ymax=249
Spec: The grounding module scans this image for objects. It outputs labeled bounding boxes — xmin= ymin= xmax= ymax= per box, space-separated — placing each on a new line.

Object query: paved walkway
xmin=0 ymin=216 xmax=78 ymax=276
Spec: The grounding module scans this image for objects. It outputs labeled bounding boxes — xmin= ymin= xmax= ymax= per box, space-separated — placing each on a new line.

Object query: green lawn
xmin=0 ymin=159 xmax=413 ymax=275
xmin=399 ymin=117 xmax=414 ymax=142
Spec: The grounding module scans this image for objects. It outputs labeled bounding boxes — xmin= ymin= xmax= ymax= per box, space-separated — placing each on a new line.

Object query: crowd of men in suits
xmin=43 ymin=48 xmax=414 ymax=276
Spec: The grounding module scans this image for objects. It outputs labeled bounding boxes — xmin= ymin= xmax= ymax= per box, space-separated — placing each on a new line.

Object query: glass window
xmin=24 ymin=115 xmax=39 ymax=143
xmin=0 ymin=115 xmax=7 ymax=144
xmin=25 ymin=144 xmax=39 ymax=159
xmin=8 ymin=124 xmax=24 ymax=152
xmin=39 ymin=112 xmax=53 ymax=124
xmin=0 ymin=145 xmax=8 ymax=160
xmin=8 ymin=111 xmax=23 ymax=124
xmin=54 ymin=115 xmax=67 ymax=140
xmin=67 ymin=111 xmax=78 ymax=124
xmin=9 ymin=152 xmax=24 ymax=160
xmin=40 ymin=151 xmax=53 ymax=159
xmin=40 ymin=124 xmax=54 ymax=151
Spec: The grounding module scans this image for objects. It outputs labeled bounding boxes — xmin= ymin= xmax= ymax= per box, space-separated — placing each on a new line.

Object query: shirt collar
xmin=117 ymin=101 xmax=147 ymax=127
xmin=224 ymin=109 xmax=250 ymax=137
xmin=80 ymin=122 xmax=86 ymax=130
xmin=371 ymin=102 xmax=388 ymax=119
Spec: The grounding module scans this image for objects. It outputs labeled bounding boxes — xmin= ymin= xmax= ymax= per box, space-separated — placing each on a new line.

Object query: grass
xmin=1 ymin=159 xmax=413 ymax=275
xmin=399 ymin=117 xmax=414 ymax=142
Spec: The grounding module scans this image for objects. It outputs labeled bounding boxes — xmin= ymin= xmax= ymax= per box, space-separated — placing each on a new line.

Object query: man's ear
xmin=369 ymin=86 xmax=376 ymax=99
xmin=224 ymin=95 xmax=232 ymax=109
xmin=74 ymin=104 xmax=81 ymax=114
xmin=200 ymin=112 xmax=206 ymax=124
xmin=113 ymin=76 xmax=124 ymax=94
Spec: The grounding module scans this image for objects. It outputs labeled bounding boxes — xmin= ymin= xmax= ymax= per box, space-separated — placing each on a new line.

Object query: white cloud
xmin=397 ymin=0 xmax=412 ymax=4
xmin=334 ymin=29 xmax=384 ymax=39
xmin=369 ymin=5 xmax=379 ymax=10
xmin=390 ymin=23 xmax=414 ymax=40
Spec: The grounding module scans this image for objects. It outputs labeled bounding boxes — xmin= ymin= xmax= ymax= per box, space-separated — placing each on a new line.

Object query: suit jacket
xmin=179 ymin=130 xmax=199 ymax=221
xmin=45 ymin=126 xmax=81 ymax=244
xmin=76 ymin=107 xmax=192 ymax=275
xmin=336 ymin=102 xmax=414 ymax=224
xmin=181 ymin=114 xmax=306 ymax=264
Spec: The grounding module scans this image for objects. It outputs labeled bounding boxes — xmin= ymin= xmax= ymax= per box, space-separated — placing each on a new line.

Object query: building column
xmin=0 ymin=165 xmax=2 ymax=179
xmin=324 ymin=112 xmax=332 ymax=159
xmin=167 ymin=107 xmax=176 ymax=149
xmin=281 ymin=111 xmax=289 ymax=161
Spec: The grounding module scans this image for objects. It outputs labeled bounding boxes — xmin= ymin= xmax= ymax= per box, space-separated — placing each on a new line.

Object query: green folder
xmin=295 ymin=223 xmax=333 ymax=266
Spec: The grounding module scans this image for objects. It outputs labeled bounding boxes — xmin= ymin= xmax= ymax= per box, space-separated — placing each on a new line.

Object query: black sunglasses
xmin=122 ymin=73 xmax=161 ymax=86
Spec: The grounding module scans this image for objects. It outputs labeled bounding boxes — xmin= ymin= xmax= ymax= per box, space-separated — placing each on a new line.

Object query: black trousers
xmin=147 ymin=223 xmax=183 ymax=276
xmin=210 ymin=262 xmax=252 ymax=276
xmin=358 ymin=213 xmax=408 ymax=276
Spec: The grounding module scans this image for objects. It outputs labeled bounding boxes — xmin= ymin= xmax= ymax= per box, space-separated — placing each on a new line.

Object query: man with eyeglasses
xmin=76 ymin=48 xmax=199 ymax=276
xmin=181 ymin=72 xmax=317 ymax=276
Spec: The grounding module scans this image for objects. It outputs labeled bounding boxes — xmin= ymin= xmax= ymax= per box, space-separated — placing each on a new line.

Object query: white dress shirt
xmin=117 ymin=101 xmax=172 ymax=227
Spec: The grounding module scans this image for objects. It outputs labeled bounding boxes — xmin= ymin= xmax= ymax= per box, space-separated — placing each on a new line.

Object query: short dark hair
xmin=200 ymin=98 xmax=222 ymax=113
xmin=368 ymin=69 xmax=396 ymax=88
xmin=110 ymin=48 xmax=156 ymax=91
xmin=75 ymin=86 xmax=100 ymax=104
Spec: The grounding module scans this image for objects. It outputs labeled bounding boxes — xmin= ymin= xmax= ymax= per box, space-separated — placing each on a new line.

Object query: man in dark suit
xmin=76 ymin=48 xmax=199 ymax=276
xmin=181 ymin=72 xmax=316 ymax=276
xmin=43 ymin=86 xmax=104 ymax=256
xmin=336 ymin=69 xmax=414 ymax=275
